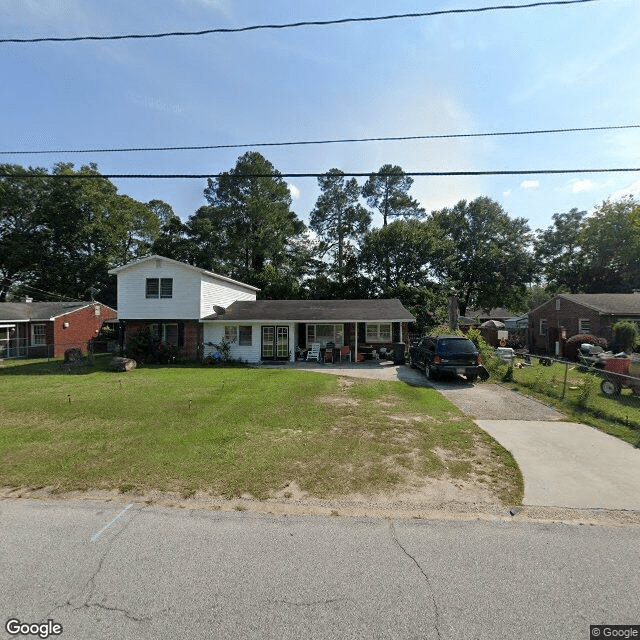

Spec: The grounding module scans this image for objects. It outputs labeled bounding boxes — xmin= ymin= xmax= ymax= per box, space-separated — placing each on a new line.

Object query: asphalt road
xmin=2 ymin=499 xmax=639 ymax=640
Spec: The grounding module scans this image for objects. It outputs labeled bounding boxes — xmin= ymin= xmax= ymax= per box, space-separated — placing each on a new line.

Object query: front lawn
xmin=0 ymin=356 xmax=522 ymax=504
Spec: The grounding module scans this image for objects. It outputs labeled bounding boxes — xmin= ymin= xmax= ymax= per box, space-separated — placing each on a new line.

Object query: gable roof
xmin=108 ymin=255 xmax=260 ymax=293
xmin=202 ymin=299 xmax=416 ymax=323
xmin=529 ymin=293 xmax=640 ymax=316
xmin=558 ymin=293 xmax=640 ymax=315
xmin=0 ymin=301 xmax=110 ymax=322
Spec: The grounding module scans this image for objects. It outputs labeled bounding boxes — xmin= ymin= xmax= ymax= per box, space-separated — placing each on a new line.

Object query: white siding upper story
xmin=109 ymin=256 xmax=258 ymax=321
xmin=200 ymin=278 xmax=256 ymax=319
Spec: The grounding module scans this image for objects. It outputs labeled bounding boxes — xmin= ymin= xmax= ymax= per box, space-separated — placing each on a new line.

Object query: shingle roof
xmin=0 ymin=301 xmax=95 ymax=321
xmin=559 ymin=293 xmax=640 ymax=315
xmin=202 ymin=299 xmax=416 ymax=322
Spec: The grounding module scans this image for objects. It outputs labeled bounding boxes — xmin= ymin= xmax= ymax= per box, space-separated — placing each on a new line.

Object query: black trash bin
xmin=393 ymin=342 xmax=406 ymax=365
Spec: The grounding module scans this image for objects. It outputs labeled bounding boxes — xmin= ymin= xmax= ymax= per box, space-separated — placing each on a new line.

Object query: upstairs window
xmin=160 ymin=278 xmax=173 ymax=298
xmin=146 ymin=278 xmax=173 ymax=299
xmin=578 ymin=318 xmax=591 ymax=333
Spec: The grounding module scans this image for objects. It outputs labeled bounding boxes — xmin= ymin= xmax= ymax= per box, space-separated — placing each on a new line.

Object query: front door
xmin=262 ymin=326 xmax=289 ymax=361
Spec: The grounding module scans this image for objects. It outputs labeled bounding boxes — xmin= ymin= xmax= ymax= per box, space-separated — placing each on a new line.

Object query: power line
xmin=0 ymin=0 xmax=600 ymax=44
xmin=1 ymin=123 xmax=635 ymax=156
xmin=1 ymin=168 xmax=638 ymax=180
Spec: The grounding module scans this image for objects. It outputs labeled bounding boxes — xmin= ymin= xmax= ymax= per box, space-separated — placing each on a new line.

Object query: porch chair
xmin=339 ymin=345 xmax=351 ymax=363
xmin=306 ymin=343 xmax=321 ymax=361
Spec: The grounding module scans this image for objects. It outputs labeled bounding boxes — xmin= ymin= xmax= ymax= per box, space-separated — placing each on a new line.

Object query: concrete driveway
xmin=277 ymin=362 xmax=640 ymax=511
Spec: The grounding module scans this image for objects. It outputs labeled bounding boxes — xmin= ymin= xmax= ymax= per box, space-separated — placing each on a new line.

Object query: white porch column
xmin=354 ymin=322 xmax=358 ymax=362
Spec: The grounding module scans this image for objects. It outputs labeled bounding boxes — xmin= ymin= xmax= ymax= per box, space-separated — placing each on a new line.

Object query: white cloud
xmin=520 ymin=180 xmax=540 ymax=190
xmin=288 ymin=183 xmax=301 ymax=200
xmin=609 ymin=179 xmax=640 ymax=201
xmin=571 ymin=179 xmax=595 ymax=194
xmin=502 ymin=189 xmax=511 ymax=198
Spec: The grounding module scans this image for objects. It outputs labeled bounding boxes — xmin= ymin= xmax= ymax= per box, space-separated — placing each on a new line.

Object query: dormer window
xmin=146 ymin=278 xmax=173 ymax=299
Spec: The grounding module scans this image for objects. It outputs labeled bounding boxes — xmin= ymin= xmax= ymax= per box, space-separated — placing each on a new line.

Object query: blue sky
xmin=2 ymin=0 xmax=639 ymax=233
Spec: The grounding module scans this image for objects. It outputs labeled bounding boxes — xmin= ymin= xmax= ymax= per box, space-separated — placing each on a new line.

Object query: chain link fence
xmin=0 ymin=338 xmax=117 ymax=362
xmin=497 ymin=352 xmax=640 ymax=433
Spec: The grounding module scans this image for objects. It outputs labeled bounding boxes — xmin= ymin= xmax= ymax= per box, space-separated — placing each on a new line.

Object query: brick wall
xmin=123 ymin=319 xmax=202 ymax=360
xmin=52 ymin=303 xmax=117 ymax=358
xmin=528 ymin=296 xmax=603 ymax=354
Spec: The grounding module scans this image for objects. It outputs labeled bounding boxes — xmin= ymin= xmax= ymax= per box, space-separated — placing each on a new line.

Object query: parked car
xmin=409 ymin=335 xmax=486 ymax=382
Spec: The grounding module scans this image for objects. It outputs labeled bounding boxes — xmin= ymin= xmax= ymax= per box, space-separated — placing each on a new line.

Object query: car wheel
xmin=600 ymin=379 xmax=621 ymax=396
xmin=466 ymin=374 xmax=478 ymax=383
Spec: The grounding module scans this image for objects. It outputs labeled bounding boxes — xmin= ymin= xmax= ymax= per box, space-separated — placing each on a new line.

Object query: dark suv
xmin=409 ymin=335 xmax=482 ymax=382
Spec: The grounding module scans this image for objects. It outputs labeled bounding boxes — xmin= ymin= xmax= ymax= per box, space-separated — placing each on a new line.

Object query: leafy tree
xmin=430 ymin=197 xmax=535 ymax=316
xmin=359 ymin=218 xmax=441 ymax=293
xmin=201 ymin=152 xmax=304 ymax=287
xmin=579 ymin=197 xmax=640 ymax=292
xmin=362 ymin=165 xmax=424 ymax=227
xmin=612 ymin=320 xmax=638 ymax=353
xmin=534 ymin=208 xmax=587 ymax=293
xmin=309 ymin=169 xmax=371 ymax=285
xmin=0 ymin=164 xmax=48 ymax=301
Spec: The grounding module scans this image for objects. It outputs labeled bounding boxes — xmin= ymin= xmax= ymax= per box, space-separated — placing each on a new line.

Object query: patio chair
xmin=306 ymin=343 xmax=320 ymax=361
xmin=339 ymin=345 xmax=351 ymax=363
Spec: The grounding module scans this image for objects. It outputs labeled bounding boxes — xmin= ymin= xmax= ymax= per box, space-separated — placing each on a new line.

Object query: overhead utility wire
xmin=1 ymin=168 xmax=638 ymax=180
xmin=0 ymin=0 xmax=599 ymax=44
xmin=1 ymin=123 xmax=635 ymax=156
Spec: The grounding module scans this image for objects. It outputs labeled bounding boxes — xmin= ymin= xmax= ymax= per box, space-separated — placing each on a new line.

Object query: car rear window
xmin=437 ymin=338 xmax=477 ymax=355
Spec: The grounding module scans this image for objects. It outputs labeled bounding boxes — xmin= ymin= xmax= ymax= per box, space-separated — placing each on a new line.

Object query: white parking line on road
xmin=91 ymin=504 xmax=134 ymax=542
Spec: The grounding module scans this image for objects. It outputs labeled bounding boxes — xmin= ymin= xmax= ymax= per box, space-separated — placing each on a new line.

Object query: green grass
xmin=504 ymin=360 xmax=640 ymax=446
xmin=0 ymin=355 xmax=523 ymax=504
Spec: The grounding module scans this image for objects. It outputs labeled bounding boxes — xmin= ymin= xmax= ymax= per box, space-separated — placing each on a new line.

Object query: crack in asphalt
xmin=390 ymin=522 xmax=443 ymax=640
xmin=274 ymin=597 xmax=344 ymax=607
xmin=46 ymin=506 xmax=158 ymax=625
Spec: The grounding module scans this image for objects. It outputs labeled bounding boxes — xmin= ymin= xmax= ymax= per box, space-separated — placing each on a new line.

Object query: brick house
xmin=0 ymin=301 xmax=117 ymax=359
xmin=528 ymin=293 xmax=640 ymax=355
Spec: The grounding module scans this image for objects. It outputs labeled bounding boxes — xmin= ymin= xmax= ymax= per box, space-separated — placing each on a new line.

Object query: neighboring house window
xmin=579 ymin=319 xmax=591 ymax=333
xmin=306 ymin=324 xmax=343 ymax=347
xmin=146 ymin=278 xmax=173 ymax=298
xmin=556 ymin=299 xmax=561 ymax=310
xmin=239 ymin=326 xmax=252 ymax=346
xmin=94 ymin=305 xmax=101 ymax=316
xmin=366 ymin=322 xmax=392 ymax=342
xmin=31 ymin=323 xmax=46 ymax=346
xmin=162 ymin=323 xmax=178 ymax=346
xmin=224 ymin=325 xmax=238 ymax=342
xmin=539 ymin=319 xmax=548 ymax=336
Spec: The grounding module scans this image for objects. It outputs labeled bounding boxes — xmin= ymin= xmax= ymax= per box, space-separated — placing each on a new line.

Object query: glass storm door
xmin=276 ymin=326 xmax=289 ymax=359
xmin=262 ymin=326 xmax=275 ymax=359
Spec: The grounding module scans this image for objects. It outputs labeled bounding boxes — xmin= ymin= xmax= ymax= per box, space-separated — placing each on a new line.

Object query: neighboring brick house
xmin=528 ymin=293 xmax=640 ymax=355
xmin=0 ymin=300 xmax=117 ymax=359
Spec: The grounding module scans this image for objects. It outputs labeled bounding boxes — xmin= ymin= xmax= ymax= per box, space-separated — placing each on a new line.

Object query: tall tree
xmin=534 ymin=208 xmax=587 ymax=293
xmin=359 ymin=218 xmax=441 ymax=294
xmin=0 ymin=164 xmax=48 ymax=301
xmin=309 ymin=169 xmax=371 ymax=285
xmin=362 ymin=164 xmax=424 ymax=227
xmin=430 ymin=197 xmax=535 ymax=316
xmin=201 ymin=151 xmax=304 ymax=286
xmin=579 ymin=196 xmax=640 ymax=292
